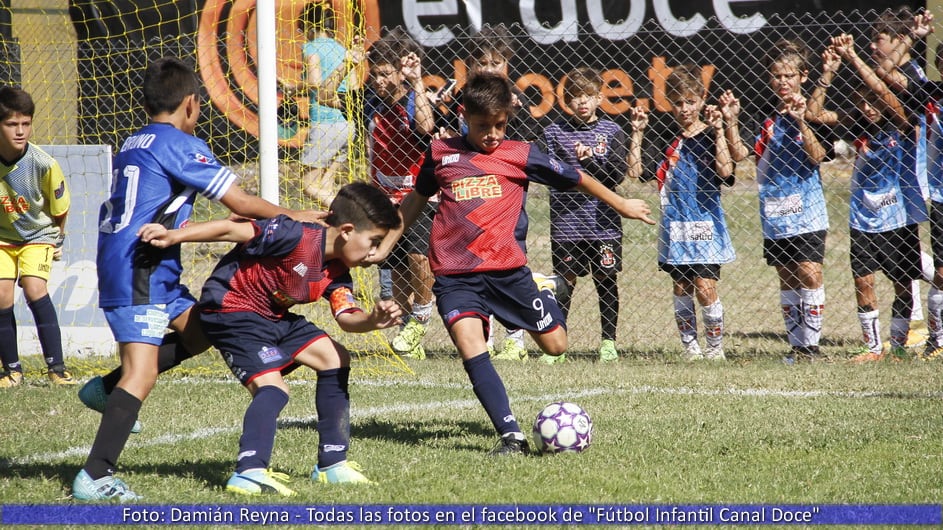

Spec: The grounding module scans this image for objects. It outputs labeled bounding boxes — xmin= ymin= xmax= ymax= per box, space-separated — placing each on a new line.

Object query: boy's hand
xmin=704 ymin=105 xmax=724 ymax=130
xmin=401 ymin=52 xmax=422 ymax=84
xmin=718 ymin=90 xmax=741 ymax=120
xmin=821 ymin=46 xmax=841 ymax=75
xmin=616 ymin=197 xmax=656 ymax=225
xmin=290 ymin=209 xmax=330 ymax=226
xmin=138 ymin=223 xmax=175 ymax=248
xmin=784 ymin=93 xmax=808 ymax=122
xmin=913 ymin=12 xmax=934 ymax=39
xmin=346 ymin=35 xmax=366 ymax=64
xmin=830 ymin=33 xmax=856 ymax=60
xmin=629 ymin=105 xmax=649 ymax=131
xmin=574 ymin=141 xmax=593 ymax=160
xmin=369 ymin=299 xmax=403 ymax=329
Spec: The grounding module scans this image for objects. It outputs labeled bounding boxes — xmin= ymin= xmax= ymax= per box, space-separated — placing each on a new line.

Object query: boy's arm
xmin=369 ymin=190 xmax=429 ymax=263
xmin=575 ymin=171 xmax=655 ymax=224
xmin=806 ymin=45 xmax=841 ymax=126
xmin=219 ymin=185 xmax=326 ymax=224
xmin=717 ymin=90 xmax=751 ymax=162
xmin=336 ymin=299 xmax=403 ymax=333
xmin=704 ymin=105 xmax=734 ymax=181
xmin=401 ymin=52 xmax=435 ymax=136
xmin=835 ymin=33 xmax=909 ymax=130
xmin=626 ymin=105 xmax=648 ymax=180
xmin=138 ymin=218 xmax=256 ymax=248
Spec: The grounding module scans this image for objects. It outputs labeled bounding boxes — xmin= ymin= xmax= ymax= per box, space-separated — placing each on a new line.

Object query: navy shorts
xmin=199 ymin=310 xmax=328 ymax=385
xmin=763 ymin=230 xmax=827 ymax=266
xmin=850 ymin=224 xmax=922 ymax=283
xmin=433 ymin=267 xmax=566 ymax=339
xmin=659 ymin=263 xmax=722 ymax=282
xmin=552 ymin=238 xmax=622 ymax=277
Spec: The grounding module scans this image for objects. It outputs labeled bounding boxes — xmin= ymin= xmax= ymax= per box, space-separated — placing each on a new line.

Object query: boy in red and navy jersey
xmin=391 ymin=73 xmax=655 ymax=455
xmin=139 ymin=182 xmax=402 ymax=492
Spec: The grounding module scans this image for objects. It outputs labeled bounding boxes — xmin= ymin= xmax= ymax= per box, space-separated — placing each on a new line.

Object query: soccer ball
xmin=532 ymin=401 xmax=593 ymax=453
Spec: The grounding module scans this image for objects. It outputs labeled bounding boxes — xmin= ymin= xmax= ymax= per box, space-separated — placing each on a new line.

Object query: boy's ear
xmin=338 ymin=222 xmax=356 ymax=240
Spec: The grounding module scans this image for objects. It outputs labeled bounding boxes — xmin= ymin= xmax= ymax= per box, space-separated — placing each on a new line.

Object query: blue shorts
xmin=433 ymin=267 xmax=566 ymax=339
xmin=102 ymin=294 xmax=196 ymax=345
xmin=200 ymin=310 xmax=328 ymax=385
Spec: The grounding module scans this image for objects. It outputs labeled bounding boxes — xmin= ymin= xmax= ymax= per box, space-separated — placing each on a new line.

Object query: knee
xmin=539 ymin=333 xmax=567 ymax=356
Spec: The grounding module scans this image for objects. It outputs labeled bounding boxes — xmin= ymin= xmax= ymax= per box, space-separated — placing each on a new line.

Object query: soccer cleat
xmin=47 ymin=368 xmax=77 ymax=386
xmin=78 ymin=376 xmax=142 ymax=434
xmin=489 ymin=434 xmax=530 ymax=456
xmin=391 ymin=320 xmax=427 ymax=354
xmin=849 ymin=347 xmax=884 ymax=364
xmin=538 ymin=352 xmax=566 ymax=365
xmin=920 ymin=341 xmax=943 ymax=361
xmin=0 ymin=370 xmax=23 ymax=388
xmin=312 ymin=461 xmax=375 ymax=485
xmin=906 ymin=322 xmax=929 ymax=348
xmin=72 ymin=469 xmax=141 ymax=502
xmin=226 ymin=469 xmax=296 ymax=497
xmin=598 ymin=339 xmax=618 ymax=363
xmin=532 ymin=272 xmax=570 ymax=305
xmin=681 ymin=340 xmax=703 ymax=362
xmin=886 ymin=346 xmax=912 ymax=362
xmin=704 ymin=345 xmax=726 ymax=361
xmin=400 ymin=344 xmax=426 ymax=360
xmin=492 ymin=338 xmax=528 ymax=362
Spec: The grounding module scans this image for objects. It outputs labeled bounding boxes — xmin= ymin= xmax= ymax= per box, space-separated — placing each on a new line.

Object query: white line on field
xmin=4 ymin=384 xmax=939 ymax=467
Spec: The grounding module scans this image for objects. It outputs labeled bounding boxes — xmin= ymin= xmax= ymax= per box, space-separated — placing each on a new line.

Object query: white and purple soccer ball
xmin=532 ymin=401 xmax=593 ymax=453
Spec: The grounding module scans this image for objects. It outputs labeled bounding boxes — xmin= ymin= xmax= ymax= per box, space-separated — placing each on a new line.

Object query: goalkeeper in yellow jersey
xmin=0 ymin=86 xmax=74 ymax=388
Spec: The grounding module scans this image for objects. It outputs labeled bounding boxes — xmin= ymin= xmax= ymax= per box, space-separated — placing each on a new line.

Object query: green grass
xmin=0 ymin=353 xmax=940 ymax=529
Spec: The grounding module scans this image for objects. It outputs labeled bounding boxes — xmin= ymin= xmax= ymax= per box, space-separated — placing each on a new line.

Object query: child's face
xmin=567 ymin=91 xmax=602 ymax=123
xmin=668 ymin=91 xmax=705 ymax=129
xmin=0 ymin=112 xmax=31 ymax=158
xmin=854 ymin=91 xmax=885 ymax=124
xmin=339 ymin=225 xmax=389 ymax=268
xmin=871 ymin=32 xmax=901 ymax=63
xmin=463 ymin=111 xmax=508 ymax=153
xmin=769 ymin=59 xmax=807 ymax=103
xmin=469 ymin=52 xmax=509 ymax=76
xmin=369 ymin=62 xmax=403 ymax=101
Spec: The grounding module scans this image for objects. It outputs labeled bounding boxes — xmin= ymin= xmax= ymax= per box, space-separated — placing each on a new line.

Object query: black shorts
xmin=384 ymin=201 xmax=436 ymax=269
xmin=850 ymin=224 xmax=922 ymax=282
xmin=551 ymin=239 xmax=622 ymax=277
xmin=659 ymin=263 xmax=722 ymax=282
xmin=763 ymin=230 xmax=827 ymax=266
xmin=432 ymin=267 xmax=566 ymax=338
xmin=930 ymin=201 xmax=943 ymax=268
xmin=199 ymin=311 xmax=326 ymax=385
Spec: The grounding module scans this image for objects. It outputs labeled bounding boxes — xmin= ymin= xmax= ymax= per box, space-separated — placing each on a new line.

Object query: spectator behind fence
xmin=924 ymin=42 xmax=943 ymax=360
xmin=750 ymin=39 xmax=830 ymax=363
xmin=282 ymin=1 xmax=365 ymax=207
xmin=0 ymin=86 xmax=75 ymax=388
xmin=137 ymin=182 xmax=402 ymax=493
xmin=541 ymin=67 xmax=630 ymax=364
xmin=72 ymin=56 xmax=322 ymax=502
xmin=384 ymin=72 xmax=654 ymax=455
xmin=356 ymin=29 xmax=436 ymax=360
xmin=633 ymin=66 xmax=750 ymax=362
xmin=808 ymin=34 xmax=925 ymax=363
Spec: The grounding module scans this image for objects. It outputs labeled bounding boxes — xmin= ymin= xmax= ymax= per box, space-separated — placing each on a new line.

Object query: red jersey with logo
xmin=415 ymin=137 xmax=582 ymax=275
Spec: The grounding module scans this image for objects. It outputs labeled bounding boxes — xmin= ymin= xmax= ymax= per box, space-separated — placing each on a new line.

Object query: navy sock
xmin=84 ymin=387 xmax=141 ymax=479
xmin=235 ymin=386 xmax=289 ymax=473
xmin=316 ymin=367 xmax=350 ymax=468
xmin=595 ymin=275 xmax=619 ymax=341
xmin=27 ymin=295 xmax=64 ymax=369
xmin=0 ymin=306 xmax=18 ymax=372
xmin=462 ymin=353 xmax=520 ymax=436
xmin=101 ymin=333 xmax=195 ymax=393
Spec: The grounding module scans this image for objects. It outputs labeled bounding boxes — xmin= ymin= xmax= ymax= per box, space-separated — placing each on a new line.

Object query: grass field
xmin=0 ymin=351 xmax=940 ymax=529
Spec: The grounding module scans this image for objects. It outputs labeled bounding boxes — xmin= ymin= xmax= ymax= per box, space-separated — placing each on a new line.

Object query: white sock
xmin=702 ymin=300 xmax=724 ymax=349
xmin=799 ymin=287 xmax=825 ymax=347
xmin=889 ymin=317 xmax=910 ymax=349
xmin=781 ymin=290 xmax=802 ymax=347
xmin=857 ymin=310 xmax=881 ymax=354
xmin=911 ymin=280 xmax=924 ymax=323
xmin=673 ymin=295 xmax=697 ymax=345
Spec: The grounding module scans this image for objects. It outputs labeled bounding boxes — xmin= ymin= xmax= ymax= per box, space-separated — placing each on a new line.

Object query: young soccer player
xmin=923 ymin=42 xmax=943 ymax=360
xmin=752 ymin=39 xmax=830 ymax=363
xmin=632 ymin=66 xmax=749 ymax=361
xmin=0 ymin=86 xmax=75 ymax=387
xmin=388 ymin=72 xmax=654 ymax=455
xmin=809 ymin=34 xmax=926 ymax=362
xmin=72 ymin=57 xmax=320 ymax=501
xmin=137 ymin=182 xmax=402 ymax=493
xmin=541 ymin=67 xmax=630 ymax=364
xmin=358 ymin=30 xmax=436 ymax=360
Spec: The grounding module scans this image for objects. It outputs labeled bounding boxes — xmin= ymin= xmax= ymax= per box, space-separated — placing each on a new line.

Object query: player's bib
xmin=669 ymin=221 xmax=714 ymax=242
xmin=764 ymin=194 xmax=803 ymax=218
xmin=861 ymin=190 xmax=899 ymax=211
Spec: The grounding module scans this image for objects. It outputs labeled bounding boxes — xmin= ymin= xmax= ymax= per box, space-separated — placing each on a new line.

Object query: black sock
xmin=0 ymin=306 xmax=18 ymax=372
xmin=235 ymin=386 xmax=289 ymax=473
xmin=28 ymin=295 xmax=64 ymax=369
xmin=101 ymin=333 xmax=197 ymax=393
xmin=463 ymin=353 xmax=520 ymax=436
xmin=84 ymin=387 xmax=141 ymax=479
xmin=595 ymin=275 xmax=619 ymax=341
xmin=316 ymin=367 xmax=350 ymax=468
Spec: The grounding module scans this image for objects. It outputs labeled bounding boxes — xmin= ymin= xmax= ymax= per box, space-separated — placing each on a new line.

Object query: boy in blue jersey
xmin=809 ymin=34 xmax=926 ymax=362
xmin=541 ymin=67 xmax=630 ymax=364
xmin=138 ymin=182 xmax=402 ymax=493
xmin=752 ymin=39 xmax=830 ymax=363
xmin=0 ymin=86 xmax=75 ymax=387
xmin=72 ymin=57 xmax=321 ymax=501
xmin=632 ymin=66 xmax=749 ymax=362
xmin=922 ymin=43 xmax=943 ymax=360
xmin=388 ymin=73 xmax=654 ymax=455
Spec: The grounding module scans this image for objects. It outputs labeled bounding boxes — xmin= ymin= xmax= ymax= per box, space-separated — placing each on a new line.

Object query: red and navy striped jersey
xmin=415 ymin=137 xmax=582 ymax=275
xmin=199 ymin=215 xmax=358 ymax=321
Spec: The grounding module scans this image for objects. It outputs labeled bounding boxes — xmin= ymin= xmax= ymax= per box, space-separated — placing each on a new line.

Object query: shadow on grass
xmin=279 ymin=416 xmax=498 ymax=450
